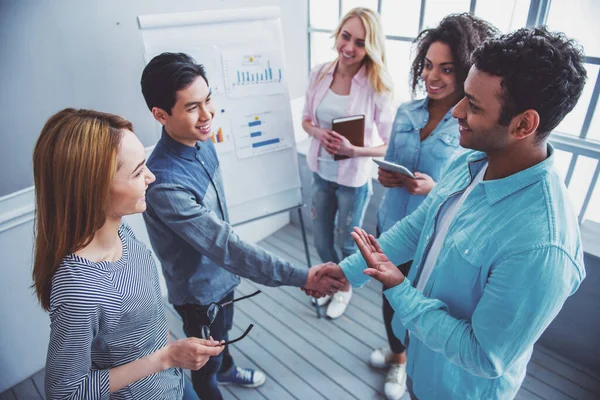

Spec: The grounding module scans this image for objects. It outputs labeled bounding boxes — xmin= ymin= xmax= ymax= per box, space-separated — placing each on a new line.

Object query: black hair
xmin=410 ymin=13 xmax=499 ymax=97
xmin=140 ymin=52 xmax=208 ymax=115
xmin=472 ymin=26 xmax=587 ymax=141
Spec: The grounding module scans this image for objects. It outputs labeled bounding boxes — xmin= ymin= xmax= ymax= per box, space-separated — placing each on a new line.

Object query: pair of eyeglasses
xmin=201 ymin=290 xmax=261 ymax=346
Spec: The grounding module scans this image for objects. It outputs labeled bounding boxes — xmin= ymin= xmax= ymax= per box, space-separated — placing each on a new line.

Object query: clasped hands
xmin=302 ymin=227 xmax=406 ymax=298
xmin=311 ymin=127 xmax=355 ymax=157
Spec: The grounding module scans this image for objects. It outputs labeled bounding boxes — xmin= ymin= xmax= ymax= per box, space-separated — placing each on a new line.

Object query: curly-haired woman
xmin=370 ymin=14 xmax=498 ymax=400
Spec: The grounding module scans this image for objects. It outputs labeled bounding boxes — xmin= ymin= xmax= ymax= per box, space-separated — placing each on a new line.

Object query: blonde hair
xmin=318 ymin=7 xmax=393 ymax=94
xmin=32 ymin=108 xmax=132 ymax=311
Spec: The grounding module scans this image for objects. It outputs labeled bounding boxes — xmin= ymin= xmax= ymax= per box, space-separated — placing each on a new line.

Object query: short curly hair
xmin=472 ymin=27 xmax=587 ymax=141
xmin=411 ymin=13 xmax=498 ymax=97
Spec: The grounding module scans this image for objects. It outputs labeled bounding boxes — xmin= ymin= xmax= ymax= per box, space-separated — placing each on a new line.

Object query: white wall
xmin=0 ymin=0 xmax=309 ymax=391
xmin=0 ymin=0 xmax=308 ymax=197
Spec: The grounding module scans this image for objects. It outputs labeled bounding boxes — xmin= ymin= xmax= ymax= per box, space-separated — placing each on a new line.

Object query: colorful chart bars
xmin=210 ymin=127 xmax=225 ymax=144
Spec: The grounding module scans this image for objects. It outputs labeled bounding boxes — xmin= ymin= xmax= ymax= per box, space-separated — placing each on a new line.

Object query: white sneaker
xmin=325 ymin=287 xmax=352 ymax=319
xmin=384 ymin=363 xmax=407 ymax=400
xmin=312 ymin=295 xmax=331 ymax=307
xmin=369 ymin=346 xmax=394 ymax=369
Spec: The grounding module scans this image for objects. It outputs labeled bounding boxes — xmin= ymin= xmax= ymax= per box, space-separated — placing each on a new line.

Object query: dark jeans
xmin=382 ymin=260 xmax=413 ymax=354
xmin=174 ymin=292 xmax=235 ymax=400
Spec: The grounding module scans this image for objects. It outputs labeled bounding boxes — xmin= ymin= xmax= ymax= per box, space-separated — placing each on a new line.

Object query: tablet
xmin=373 ymin=159 xmax=416 ymax=179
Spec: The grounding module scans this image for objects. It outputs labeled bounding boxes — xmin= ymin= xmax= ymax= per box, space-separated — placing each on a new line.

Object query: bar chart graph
xmin=232 ymin=108 xmax=291 ymax=159
xmin=235 ymin=60 xmax=283 ymax=85
xmin=222 ymin=50 xmax=286 ymax=98
xmin=208 ymin=103 xmax=234 ymax=154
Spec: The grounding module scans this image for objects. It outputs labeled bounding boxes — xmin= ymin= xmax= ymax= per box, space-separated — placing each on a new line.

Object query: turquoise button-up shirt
xmin=341 ymin=145 xmax=585 ymax=399
xmin=378 ymin=98 xmax=461 ymax=233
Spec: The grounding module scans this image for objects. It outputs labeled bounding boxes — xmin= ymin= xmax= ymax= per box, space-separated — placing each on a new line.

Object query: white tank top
xmin=315 ymin=89 xmax=349 ymax=182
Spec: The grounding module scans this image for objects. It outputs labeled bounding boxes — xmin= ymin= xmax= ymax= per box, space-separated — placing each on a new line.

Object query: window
xmin=309 ymin=0 xmax=339 ymax=30
xmin=422 ymin=0 xmax=471 ymax=30
xmin=473 ymin=0 xmax=530 ymax=33
xmin=381 ymin=1 xmax=421 ymax=38
xmin=306 ymin=0 xmax=600 ymax=247
xmin=341 ymin=0 xmax=378 ymax=16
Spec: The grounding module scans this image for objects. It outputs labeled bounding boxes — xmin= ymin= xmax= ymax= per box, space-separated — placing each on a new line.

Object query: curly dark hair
xmin=472 ymin=27 xmax=587 ymax=141
xmin=411 ymin=13 xmax=498 ymax=97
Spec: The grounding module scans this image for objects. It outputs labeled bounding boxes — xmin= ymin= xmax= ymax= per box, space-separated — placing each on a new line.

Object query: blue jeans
xmin=174 ymin=292 xmax=235 ymax=400
xmin=311 ymin=173 xmax=373 ymax=263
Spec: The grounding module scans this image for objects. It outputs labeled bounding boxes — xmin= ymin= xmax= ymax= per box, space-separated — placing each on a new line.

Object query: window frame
xmin=306 ymin=0 xmax=600 ymax=250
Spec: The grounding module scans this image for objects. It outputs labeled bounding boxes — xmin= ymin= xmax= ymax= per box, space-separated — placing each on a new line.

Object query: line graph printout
xmin=222 ymin=50 xmax=286 ymax=98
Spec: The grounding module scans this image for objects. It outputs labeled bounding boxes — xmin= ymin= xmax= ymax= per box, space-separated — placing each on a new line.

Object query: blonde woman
xmin=32 ymin=108 xmax=223 ymax=399
xmin=302 ymin=7 xmax=395 ymax=318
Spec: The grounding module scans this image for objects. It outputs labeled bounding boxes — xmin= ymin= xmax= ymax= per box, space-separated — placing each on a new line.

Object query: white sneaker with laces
xmin=325 ymin=287 xmax=352 ymax=319
xmin=369 ymin=346 xmax=394 ymax=369
xmin=384 ymin=363 xmax=407 ymax=400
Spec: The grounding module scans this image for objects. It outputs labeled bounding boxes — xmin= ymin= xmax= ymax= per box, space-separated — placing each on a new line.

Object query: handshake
xmin=302 ymin=262 xmax=348 ymax=298
xmin=301 ymin=227 xmax=408 ymax=298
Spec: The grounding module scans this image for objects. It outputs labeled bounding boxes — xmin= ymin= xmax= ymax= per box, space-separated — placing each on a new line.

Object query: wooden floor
xmin=2 ymin=223 xmax=599 ymax=400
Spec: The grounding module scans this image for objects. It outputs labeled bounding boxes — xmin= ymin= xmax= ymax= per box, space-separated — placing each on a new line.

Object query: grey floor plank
xmin=11 ymin=378 xmax=40 ymax=400
xmin=228 ymin=347 xmax=294 ymax=400
xmin=531 ymin=346 xmax=600 ymax=394
xmin=238 ymin=280 xmax=381 ymax=364
xmin=278 ymin=282 xmax=387 ymax=341
xmin=235 ymin=282 xmax=383 ymax=398
xmin=0 ymin=390 xmax=16 ymax=400
xmin=31 ymin=370 xmax=45 ymax=399
xmin=278 ymin=224 xmax=322 ymax=263
xmin=527 ymin=359 xmax=597 ymax=400
xmin=521 ymin=373 xmax=574 ymax=400
xmin=221 ymin=388 xmax=238 ymax=400
xmin=515 ymin=386 xmax=544 ymax=400
xmin=276 ymin=283 xmax=388 ymax=347
xmin=238 ymin=280 xmax=387 ymax=369
xmin=228 ymin=320 xmax=326 ymax=400
xmin=231 ymin=310 xmax=353 ymax=400
xmin=258 ymin=240 xmax=387 ymax=340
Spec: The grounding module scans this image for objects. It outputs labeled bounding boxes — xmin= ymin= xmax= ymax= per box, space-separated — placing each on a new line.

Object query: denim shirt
xmin=341 ymin=145 xmax=586 ymax=399
xmin=143 ymin=131 xmax=308 ymax=306
xmin=378 ymin=98 xmax=461 ymax=233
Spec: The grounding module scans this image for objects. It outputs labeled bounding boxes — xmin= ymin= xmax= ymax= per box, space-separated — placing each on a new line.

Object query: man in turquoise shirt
xmin=307 ymin=27 xmax=588 ymax=399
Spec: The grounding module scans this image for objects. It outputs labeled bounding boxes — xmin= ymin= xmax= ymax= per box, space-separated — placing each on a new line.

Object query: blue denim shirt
xmin=378 ymin=98 xmax=461 ymax=233
xmin=143 ymin=131 xmax=308 ymax=306
xmin=341 ymin=145 xmax=585 ymax=399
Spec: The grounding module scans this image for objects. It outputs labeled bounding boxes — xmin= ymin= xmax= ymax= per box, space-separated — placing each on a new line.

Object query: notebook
xmin=331 ymin=115 xmax=365 ymax=161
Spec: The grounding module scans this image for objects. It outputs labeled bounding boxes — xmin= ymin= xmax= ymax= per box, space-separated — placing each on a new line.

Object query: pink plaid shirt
xmin=302 ymin=61 xmax=395 ymax=187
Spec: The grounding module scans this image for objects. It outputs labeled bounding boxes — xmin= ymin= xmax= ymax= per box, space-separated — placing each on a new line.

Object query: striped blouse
xmin=45 ymin=223 xmax=184 ymax=399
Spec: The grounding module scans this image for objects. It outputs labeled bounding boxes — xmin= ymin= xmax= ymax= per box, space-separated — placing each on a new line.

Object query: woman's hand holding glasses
xmin=160 ymin=337 xmax=225 ymax=371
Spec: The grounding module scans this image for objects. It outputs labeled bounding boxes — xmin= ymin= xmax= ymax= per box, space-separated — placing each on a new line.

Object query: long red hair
xmin=32 ymin=108 xmax=133 ymax=311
